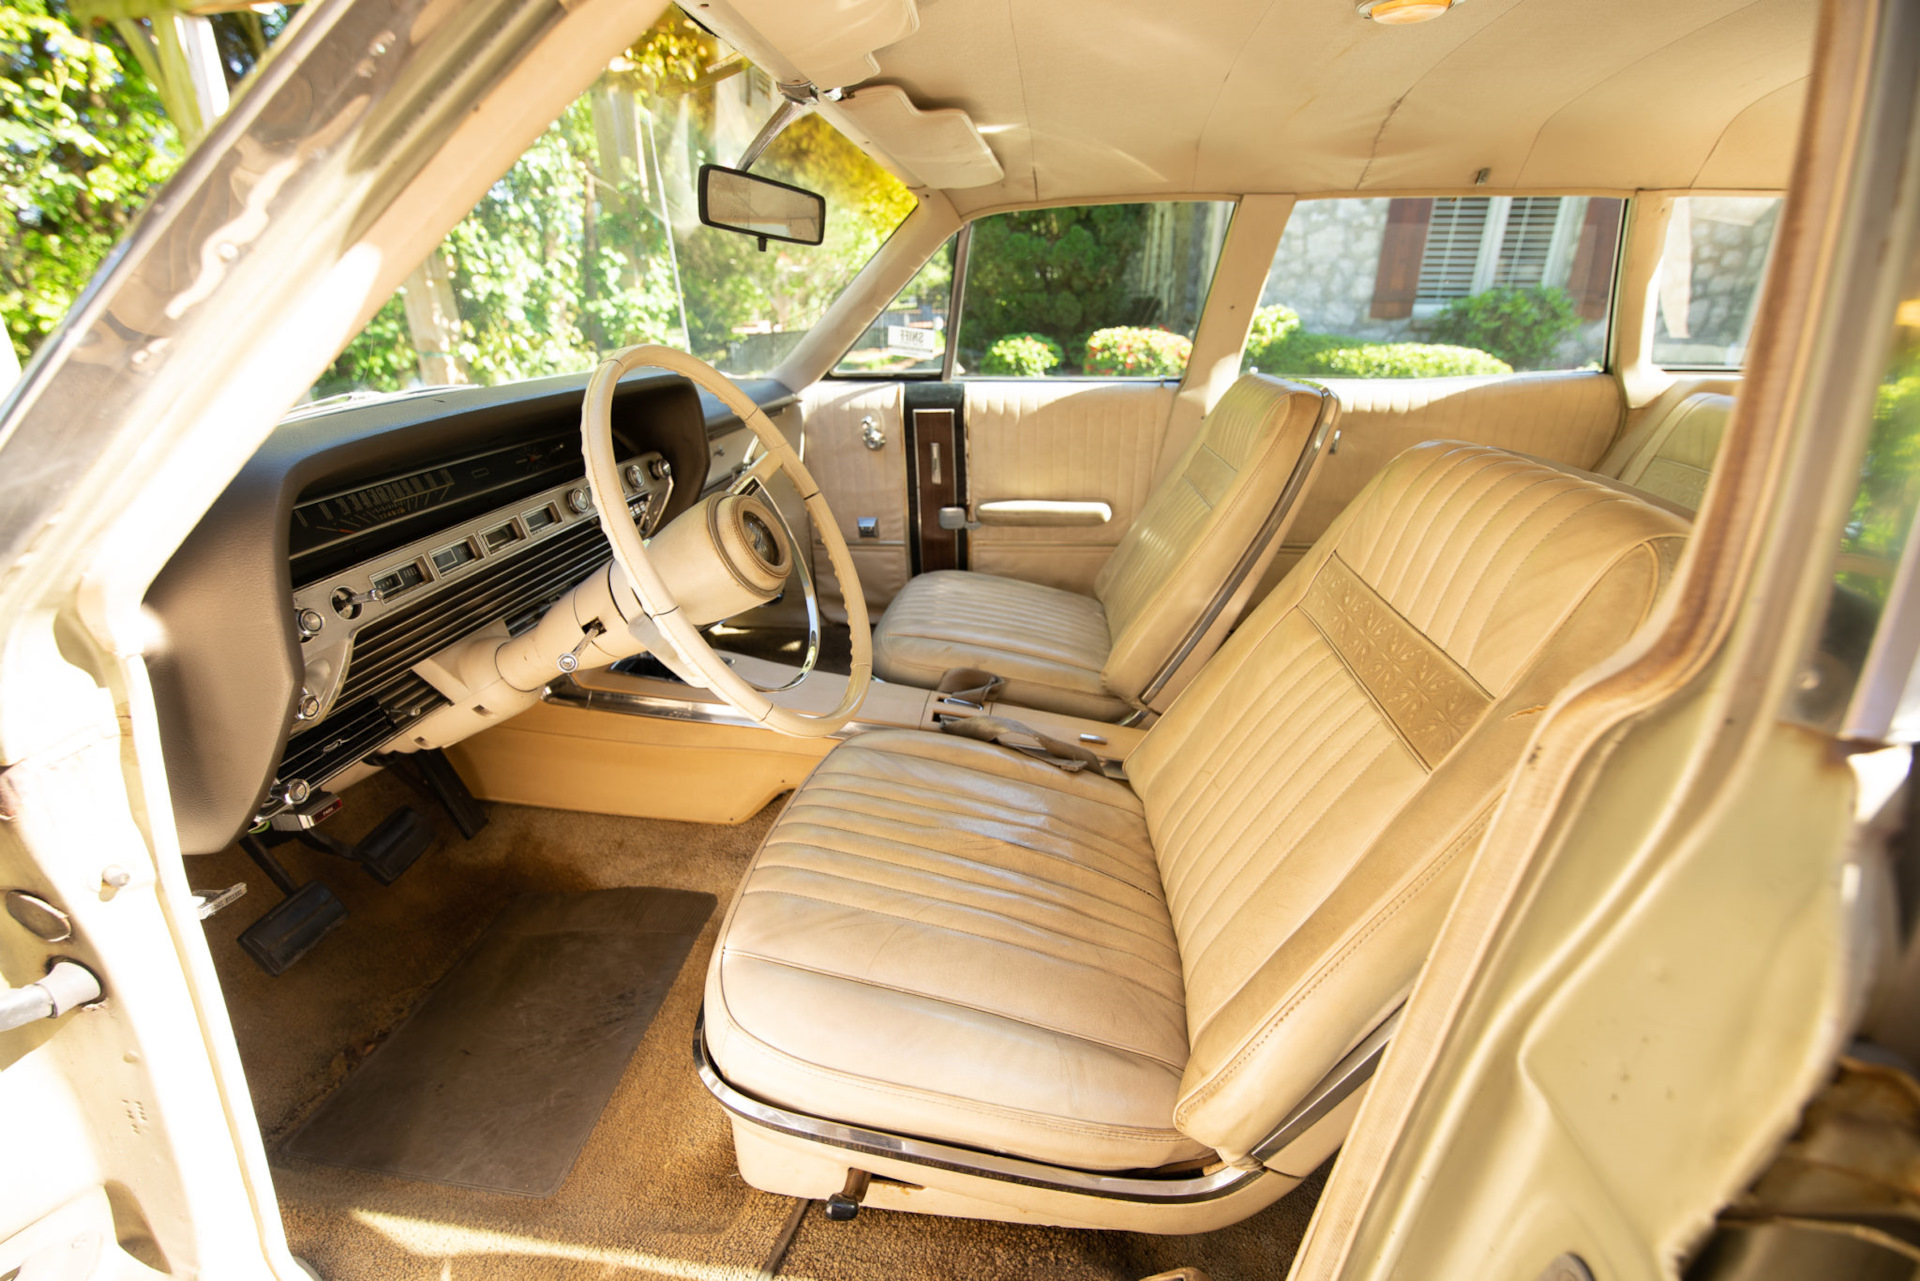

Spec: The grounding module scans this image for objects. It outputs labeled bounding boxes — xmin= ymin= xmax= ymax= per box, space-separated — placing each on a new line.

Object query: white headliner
xmin=699 ymin=0 xmax=1816 ymax=208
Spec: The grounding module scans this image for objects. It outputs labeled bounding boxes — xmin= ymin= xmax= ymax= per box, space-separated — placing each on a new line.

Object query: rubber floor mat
xmin=284 ymin=887 xmax=715 ymax=1196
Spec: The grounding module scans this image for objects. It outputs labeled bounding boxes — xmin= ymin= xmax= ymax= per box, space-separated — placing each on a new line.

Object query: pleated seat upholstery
xmin=863 ymin=569 xmax=1126 ymax=720
xmin=870 ymin=373 xmax=1332 ymax=718
xmin=1596 ymin=384 xmax=1736 ymax=511
xmin=708 ymin=441 xmax=1689 ymax=1178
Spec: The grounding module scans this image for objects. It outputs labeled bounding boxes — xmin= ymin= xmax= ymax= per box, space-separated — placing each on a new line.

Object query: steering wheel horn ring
xmin=581 ymin=345 xmax=871 ymax=737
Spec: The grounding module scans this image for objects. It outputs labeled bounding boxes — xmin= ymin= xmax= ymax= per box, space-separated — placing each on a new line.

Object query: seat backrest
xmin=1124 ymin=441 xmax=1688 ymax=1164
xmin=1595 ymin=380 xmax=1738 ymax=511
xmin=1093 ymin=373 xmax=1333 ymax=705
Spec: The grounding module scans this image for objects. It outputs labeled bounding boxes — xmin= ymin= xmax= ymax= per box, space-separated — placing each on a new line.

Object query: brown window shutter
xmin=1370 ymin=198 xmax=1434 ymax=320
xmin=1566 ymin=199 xmax=1624 ymax=320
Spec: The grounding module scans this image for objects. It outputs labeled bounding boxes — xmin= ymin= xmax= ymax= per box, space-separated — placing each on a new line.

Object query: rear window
xmin=1651 ymin=196 xmax=1783 ymax=371
xmin=1247 ymin=196 xmax=1625 ymax=378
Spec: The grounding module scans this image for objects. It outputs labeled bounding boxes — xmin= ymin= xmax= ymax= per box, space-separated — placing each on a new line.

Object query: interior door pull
xmin=860 ymin=415 xmax=886 ymax=450
xmin=929 ymin=442 xmax=943 ymax=485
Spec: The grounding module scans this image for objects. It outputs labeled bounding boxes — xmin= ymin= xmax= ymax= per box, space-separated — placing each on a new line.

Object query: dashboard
xmin=145 ymin=368 xmax=795 ymax=856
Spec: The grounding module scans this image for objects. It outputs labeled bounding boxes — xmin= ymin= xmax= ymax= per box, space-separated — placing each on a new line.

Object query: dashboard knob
xmin=623 ymin=464 xmax=646 ymax=491
xmin=648 ymin=457 xmax=672 ymax=480
xmin=296 ymin=608 xmax=324 ymax=638
xmin=568 ymin=486 xmax=593 ymax=514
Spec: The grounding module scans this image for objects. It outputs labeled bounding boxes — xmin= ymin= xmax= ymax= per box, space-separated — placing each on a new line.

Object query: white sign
xmin=886 ymin=325 xmax=942 ymax=355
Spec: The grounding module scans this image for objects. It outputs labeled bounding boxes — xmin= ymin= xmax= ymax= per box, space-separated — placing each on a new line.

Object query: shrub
xmin=1243 ymin=304 xmax=1302 ymax=371
xmin=1426 ymin=286 xmax=1579 ymax=371
xmin=1283 ymin=336 xmax=1512 ymax=379
xmin=980 ymin=332 xmax=1064 ymax=377
xmin=1085 ymin=326 xmax=1192 ymax=377
xmin=1244 ymin=324 xmax=1511 ymax=379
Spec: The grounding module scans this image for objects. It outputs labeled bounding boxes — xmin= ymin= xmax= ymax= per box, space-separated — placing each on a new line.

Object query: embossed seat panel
xmin=869 ymin=374 xmax=1331 ymax=718
xmin=711 ymin=441 xmax=1687 ymax=1192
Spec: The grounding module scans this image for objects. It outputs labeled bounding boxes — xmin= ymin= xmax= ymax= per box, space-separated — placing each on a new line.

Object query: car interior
xmin=127 ymin=0 xmax=1820 ymax=1276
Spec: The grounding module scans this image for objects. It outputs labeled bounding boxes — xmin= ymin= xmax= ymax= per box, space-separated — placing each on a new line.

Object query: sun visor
xmin=706 ymin=0 xmax=919 ymax=91
xmin=832 ymin=86 xmax=1005 ymax=191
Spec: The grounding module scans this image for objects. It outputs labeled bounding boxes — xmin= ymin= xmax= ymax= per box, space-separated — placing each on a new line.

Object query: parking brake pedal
xmin=237 ymin=835 xmax=346 ymax=976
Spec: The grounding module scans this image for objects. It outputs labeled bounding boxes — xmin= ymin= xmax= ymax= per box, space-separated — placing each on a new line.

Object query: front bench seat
xmin=870 ymin=373 xmax=1335 ymax=720
xmin=703 ymin=441 xmax=1687 ymax=1230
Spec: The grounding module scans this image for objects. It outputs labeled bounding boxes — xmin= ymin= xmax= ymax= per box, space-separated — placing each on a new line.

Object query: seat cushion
xmin=870 ymin=570 xmax=1131 ymax=720
xmin=705 ymin=729 xmax=1209 ymax=1171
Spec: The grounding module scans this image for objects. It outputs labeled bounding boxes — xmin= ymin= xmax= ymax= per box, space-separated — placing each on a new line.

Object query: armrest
xmin=973 ymin=499 xmax=1113 ymax=527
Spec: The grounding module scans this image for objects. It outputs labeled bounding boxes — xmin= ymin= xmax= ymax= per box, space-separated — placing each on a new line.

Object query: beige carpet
xmin=196 ymin=771 xmax=1324 ymax=1281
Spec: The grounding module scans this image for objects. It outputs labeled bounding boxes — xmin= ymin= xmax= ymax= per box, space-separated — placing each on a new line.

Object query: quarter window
xmin=1651 ymin=196 xmax=1782 ymax=371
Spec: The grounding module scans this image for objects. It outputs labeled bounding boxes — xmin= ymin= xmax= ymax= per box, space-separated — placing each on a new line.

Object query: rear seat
xmin=1593 ymin=378 xmax=1739 ymax=512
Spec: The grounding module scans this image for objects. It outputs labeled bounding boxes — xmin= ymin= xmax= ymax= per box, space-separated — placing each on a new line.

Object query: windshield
xmin=313 ymin=7 xmax=914 ymax=400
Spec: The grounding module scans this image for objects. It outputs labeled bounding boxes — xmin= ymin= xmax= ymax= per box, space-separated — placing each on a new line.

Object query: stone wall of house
xmin=1258 ymin=199 xmax=1398 ymax=340
xmin=1258 ymin=196 xmax=1775 ymax=372
xmin=1663 ymin=198 xmax=1778 ymax=354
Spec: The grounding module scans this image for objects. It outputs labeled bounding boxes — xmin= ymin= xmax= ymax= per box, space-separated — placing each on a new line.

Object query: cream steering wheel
xmin=581 ymin=345 xmax=872 ymax=738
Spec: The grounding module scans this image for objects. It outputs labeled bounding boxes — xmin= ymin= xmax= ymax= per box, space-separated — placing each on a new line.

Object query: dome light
xmin=1357 ymin=0 xmax=1459 ymax=24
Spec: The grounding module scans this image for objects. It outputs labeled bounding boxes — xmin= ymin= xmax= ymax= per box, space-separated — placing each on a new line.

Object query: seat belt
xmin=939 ymin=714 xmax=1104 ymax=773
xmin=935 ymin=667 xmax=1004 ymax=708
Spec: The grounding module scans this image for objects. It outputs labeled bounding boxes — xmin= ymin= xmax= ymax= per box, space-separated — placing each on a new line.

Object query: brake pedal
xmin=352 ymin=806 xmax=435 ymax=884
xmin=370 ymin=748 xmax=488 ymax=839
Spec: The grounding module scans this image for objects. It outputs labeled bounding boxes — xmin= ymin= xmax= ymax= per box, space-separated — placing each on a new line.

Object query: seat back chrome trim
xmin=1135 ymin=384 xmax=1340 ymax=708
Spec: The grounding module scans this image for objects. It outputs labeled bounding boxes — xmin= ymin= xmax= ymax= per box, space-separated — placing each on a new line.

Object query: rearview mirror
xmin=698 ymin=165 xmax=826 ymax=249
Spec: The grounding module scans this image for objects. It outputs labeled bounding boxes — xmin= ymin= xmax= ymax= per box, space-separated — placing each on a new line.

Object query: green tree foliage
xmin=979 ymin=332 xmax=1061 ymax=377
xmin=323 ymin=8 xmax=914 ymax=391
xmin=1427 ymin=285 xmax=1579 ymax=371
xmin=958 ymin=205 xmax=1151 ymax=373
xmin=1084 ymin=326 xmax=1190 ymax=377
xmin=1242 ymin=303 xmax=1510 ymax=379
xmin=4 ymin=0 xmax=289 ymax=364
xmin=1 ymin=0 xmax=176 ymax=362
xmin=1840 ymin=342 xmax=1920 ymax=604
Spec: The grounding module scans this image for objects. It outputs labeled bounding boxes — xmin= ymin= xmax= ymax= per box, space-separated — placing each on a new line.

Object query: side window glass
xmin=952 ymin=202 xmax=1233 ymax=378
xmin=1652 ymin=196 xmax=1783 ymax=370
xmin=1248 ymin=196 xmax=1624 ymax=378
xmin=835 ymin=236 xmax=954 ymax=375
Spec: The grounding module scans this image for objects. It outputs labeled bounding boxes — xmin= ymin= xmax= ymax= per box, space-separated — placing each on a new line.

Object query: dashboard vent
xmin=332 ymin=516 xmax=613 ymax=713
xmin=277 ymin=673 xmax=448 ymax=793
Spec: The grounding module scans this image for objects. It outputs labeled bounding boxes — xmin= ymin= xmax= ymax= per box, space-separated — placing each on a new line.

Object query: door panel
xmin=962 ymin=380 xmax=1178 ymax=596
xmin=799 ymin=380 xmax=909 ymax=621
xmin=1259 ymin=371 xmax=1624 ymax=589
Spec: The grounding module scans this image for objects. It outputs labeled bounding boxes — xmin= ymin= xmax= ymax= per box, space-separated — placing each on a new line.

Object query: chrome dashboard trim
xmin=292 ymin=451 xmax=665 ymax=723
xmin=540 ymin=673 xmax=894 ymax=738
